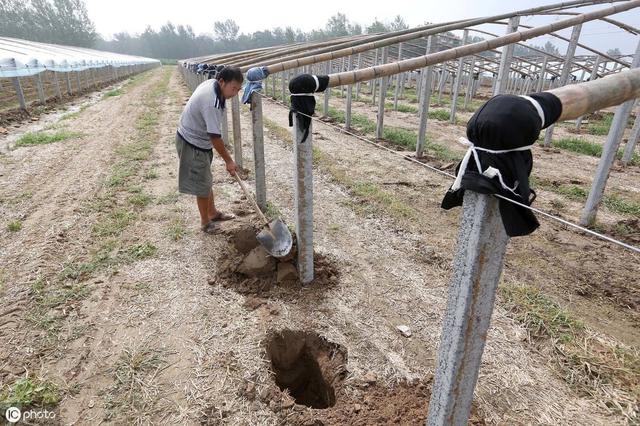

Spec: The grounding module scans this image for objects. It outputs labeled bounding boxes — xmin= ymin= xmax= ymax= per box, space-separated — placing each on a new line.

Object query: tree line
xmin=1 ymin=1 xmax=622 ymax=61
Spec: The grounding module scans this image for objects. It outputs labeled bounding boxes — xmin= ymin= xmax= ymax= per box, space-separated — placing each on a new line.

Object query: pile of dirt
xmin=0 ymin=107 xmax=31 ymax=127
xmin=212 ymin=220 xmax=340 ymax=295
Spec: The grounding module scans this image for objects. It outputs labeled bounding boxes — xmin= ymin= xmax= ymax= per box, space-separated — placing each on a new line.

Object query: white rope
xmin=257 ymin=91 xmax=640 ymax=255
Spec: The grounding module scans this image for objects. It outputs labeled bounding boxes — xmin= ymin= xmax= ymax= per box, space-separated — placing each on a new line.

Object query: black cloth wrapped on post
xmin=288 ymin=74 xmax=330 ymax=143
xmin=441 ymin=92 xmax=562 ymax=237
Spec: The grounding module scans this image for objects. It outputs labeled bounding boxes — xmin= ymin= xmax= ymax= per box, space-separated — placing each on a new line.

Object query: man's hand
xmin=226 ymin=160 xmax=238 ymax=176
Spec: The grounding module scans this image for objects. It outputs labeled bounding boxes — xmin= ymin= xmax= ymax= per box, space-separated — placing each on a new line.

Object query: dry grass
xmin=263 ymin=117 xmax=416 ymax=221
xmin=501 ymin=284 xmax=639 ymax=421
xmin=103 ymin=340 xmax=171 ymax=423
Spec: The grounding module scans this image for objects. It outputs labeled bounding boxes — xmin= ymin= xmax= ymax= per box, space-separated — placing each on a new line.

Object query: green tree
xmin=0 ymin=0 xmax=96 ymax=47
xmin=213 ymin=19 xmax=239 ymax=42
xmin=326 ymin=13 xmax=350 ymax=37
xmin=366 ymin=19 xmax=388 ymax=34
xmin=606 ymin=47 xmax=621 ymax=56
xmin=389 ymin=15 xmax=408 ymax=31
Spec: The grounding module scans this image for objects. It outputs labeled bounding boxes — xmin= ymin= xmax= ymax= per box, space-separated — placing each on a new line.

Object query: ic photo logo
xmin=4 ymin=406 xmax=56 ymax=423
xmin=5 ymin=407 xmax=21 ymax=423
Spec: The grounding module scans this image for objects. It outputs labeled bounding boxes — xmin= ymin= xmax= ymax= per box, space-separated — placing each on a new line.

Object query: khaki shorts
xmin=175 ymin=132 xmax=213 ymax=197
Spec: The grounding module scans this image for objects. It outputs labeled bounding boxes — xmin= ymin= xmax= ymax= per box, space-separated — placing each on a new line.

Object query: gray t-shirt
xmin=178 ymin=79 xmax=224 ymax=150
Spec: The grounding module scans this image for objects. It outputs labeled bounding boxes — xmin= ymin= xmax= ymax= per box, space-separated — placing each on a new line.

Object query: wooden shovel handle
xmin=233 ymin=173 xmax=270 ymax=227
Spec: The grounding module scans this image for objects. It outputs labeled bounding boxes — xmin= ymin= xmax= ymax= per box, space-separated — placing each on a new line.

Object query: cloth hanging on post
xmin=441 ymin=92 xmax=562 ymax=237
xmin=241 ymin=66 xmax=270 ymax=104
xmin=287 ymin=73 xmax=330 ymax=143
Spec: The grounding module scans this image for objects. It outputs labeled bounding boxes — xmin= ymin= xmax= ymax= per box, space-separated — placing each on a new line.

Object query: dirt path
xmin=0 ymin=68 xmax=637 ymax=425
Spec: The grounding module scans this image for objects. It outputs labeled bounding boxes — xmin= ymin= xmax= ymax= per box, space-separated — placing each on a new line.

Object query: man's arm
xmin=210 ymin=134 xmax=237 ymax=175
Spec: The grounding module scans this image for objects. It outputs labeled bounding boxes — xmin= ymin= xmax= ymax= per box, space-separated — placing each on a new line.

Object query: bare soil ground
xmin=0 ymin=66 xmax=637 ymax=425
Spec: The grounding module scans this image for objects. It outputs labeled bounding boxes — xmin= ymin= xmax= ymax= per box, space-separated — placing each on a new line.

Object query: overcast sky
xmin=84 ymin=0 xmax=640 ymax=55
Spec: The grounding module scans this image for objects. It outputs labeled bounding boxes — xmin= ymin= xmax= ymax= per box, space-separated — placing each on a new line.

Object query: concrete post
xmin=340 ymin=57 xmax=346 ymax=97
xmin=221 ymin=106 xmax=229 ymax=144
xmin=376 ymin=47 xmax=389 ymax=140
xmin=35 ymin=73 xmax=46 ymax=104
xmin=544 ymin=24 xmax=582 ymax=147
xmin=579 ymin=39 xmax=640 ymax=226
xmin=393 ymin=43 xmax=403 ymax=111
xmin=250 ymin=92 xmax=266 ymax=210
xmin=416 ymin=36 xmax=434 ymax=158
xmin=293 ymin=113 xmax=314 ymax=285
xmin=323 ymin=60 xmax=331 ymax=116
xmin=346 ymin=55 xmax=354 ymax=130
xmin=536 ymin=56 xmax=549 ymax=93
xmin=426 ymin=192 xmax=509 ymax=426
xmin=65 ymin=72 xmax=73 ymax=95
xmin=231 ymin=95 xmax=243 ymax=169
xmin=621 ymin=106 xmax=640 ymax=166
xmin=451 ymin=30 xmax=469 ymax=123
xmin=272 ymin=73 xmax=276 ymax=98
xmin=355 ymin=53 xmax=363 ymax=100
xmin=575 ymin=55 xmax=601 ymax=130
xmin=372 ymin=49 xmax=379 ymax=104
xmin=463 ymin=63 xmax=474 ymax=111
xmin=494 ymin=17 xmax=520 ymax=96
xmin=11 ymin=77 xmax=26 ymax=110
xmin=437 ymin=70 xmax=449 ymax=105
xmin=52 ymin=71 xmax=62 ymax=99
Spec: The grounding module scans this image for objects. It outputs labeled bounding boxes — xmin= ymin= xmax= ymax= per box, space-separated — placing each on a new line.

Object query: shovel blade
xmin=257 ymin=219 xmax=292 ymax=258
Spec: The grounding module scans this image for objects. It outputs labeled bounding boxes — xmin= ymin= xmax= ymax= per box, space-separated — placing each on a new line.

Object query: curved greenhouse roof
xmin=0 ymin=37 xmax=159 ymax=78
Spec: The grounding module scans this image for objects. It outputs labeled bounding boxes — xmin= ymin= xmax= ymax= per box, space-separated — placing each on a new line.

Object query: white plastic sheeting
xmin=0 ymin=37 xmax=159 ymax=78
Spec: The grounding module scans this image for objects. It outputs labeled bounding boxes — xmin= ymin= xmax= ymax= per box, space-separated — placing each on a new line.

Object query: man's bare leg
xmin=196 ymin=196 xmax=211 ymax=227
xmin=207 ymin=189 xmax=219 ymax=221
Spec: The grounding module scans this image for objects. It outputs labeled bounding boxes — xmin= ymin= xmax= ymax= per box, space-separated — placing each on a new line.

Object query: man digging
xmin=175 ymin=66 xmax=243 ymax=234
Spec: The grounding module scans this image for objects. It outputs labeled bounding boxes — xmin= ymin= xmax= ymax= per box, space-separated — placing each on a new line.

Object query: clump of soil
xmin=266 ymin=329 xmax=347 ymax=409
xmin=213 ymin=219 xmax=340 ymax=295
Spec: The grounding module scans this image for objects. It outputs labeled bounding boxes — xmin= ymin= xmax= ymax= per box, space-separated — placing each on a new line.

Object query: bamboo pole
xmin=259 ymin=0 xmax=616 ymax=75
xmin=325 ymin=1 xmax=640 ymax=88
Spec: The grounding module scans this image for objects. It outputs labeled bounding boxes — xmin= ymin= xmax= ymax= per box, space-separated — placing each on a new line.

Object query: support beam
xmin=575 ymin=55 xmax=601 ymax=130
xmin=493 ymin=16 xmax=520 ymax=96
xmin=621 ymin=104 xmax=640 ymax=166
xmin=393 ymin=43 xmax=403 ymax=111
xmin=293 ymin=114 xmax=314 ymax=285
xmin=65 ymin=72 xmax=73 ymax=95
xmin=355 ymin=53 xmax=363 ymax=100
xmin=463 ymin=63 xmax=474 ymax=111
xmin=231 ymin=95 xmax=243 ymax=169
xmin=35 ymin=73 xmax=46 ymax=104
xmin=11 ymin=76 xmax=26 ymax=110
xmin=250 ymin=92 xmax=266 ymax=210
xmin=427 ymin=191 xmax=509 ymax=426
xmin=346 ymin=55 xmax=354 ymax=130
xmin=543 ymin=24 xmax=582 ymax=147
xmin=579 ymin=39 xmax=640 ymax=226
xmin=376 ymin=47 xmax=389 ymax=140
xmin=416 ymin=37 xmax=434 ymax=158
xmin=323 ymin=60 xmax=331 ymax=116
xmin=451 ymin=30 xmax=469 ymax=123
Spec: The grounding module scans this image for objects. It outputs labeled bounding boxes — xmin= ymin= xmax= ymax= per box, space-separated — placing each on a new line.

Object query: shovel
xmin=233 ymin=173 xmax=293 ymax=258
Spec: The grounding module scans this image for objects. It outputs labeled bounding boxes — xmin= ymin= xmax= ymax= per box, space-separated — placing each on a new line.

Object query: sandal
xmin=211 ymin=211 xmax=236 ymax=222
xmin=201 ymin=221 xmax=222 ymax=234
